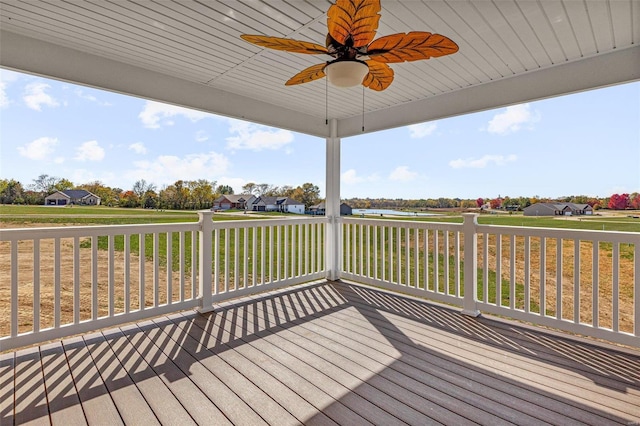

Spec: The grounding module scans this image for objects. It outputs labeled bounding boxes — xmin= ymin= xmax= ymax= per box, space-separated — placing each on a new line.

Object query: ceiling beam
xmin=338 ymin=46 xmax=640 ymax=138
xmin=0 ymin=30 xmax=329 ymax=138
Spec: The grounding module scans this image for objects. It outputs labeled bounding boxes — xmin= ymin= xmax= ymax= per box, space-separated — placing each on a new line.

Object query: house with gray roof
xmin=213 ymin=194 xmax=256 ymax=210
xmin=250 ymin=196 xmax=305 ymax=214
xmin=309 ymin=201 xmax=352 ymax=216
xmin=45 ymin=190 xmax=101 ymax=206
xmin=523 ymin=202 xmax=593 ymax=217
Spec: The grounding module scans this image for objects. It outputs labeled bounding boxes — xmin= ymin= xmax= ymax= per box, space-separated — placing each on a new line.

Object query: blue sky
xmin=1 ymin=68 xmax=638 ymax=200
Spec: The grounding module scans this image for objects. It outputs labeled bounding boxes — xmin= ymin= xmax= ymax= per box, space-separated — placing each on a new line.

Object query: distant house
xmin=250 ymin=196 xmax=305 ymax=214
xmin=213 ymin=194 xmax=256 ymax=210
xmin=45 ymin=190 xmax=101 ymax=206
xmin=523 ymin=202 xmax=593 ymax=217
xmin=309 ymin=201 xmax=352 ymax=216
xmin=277 ymin=197 xmax=305 ymax=214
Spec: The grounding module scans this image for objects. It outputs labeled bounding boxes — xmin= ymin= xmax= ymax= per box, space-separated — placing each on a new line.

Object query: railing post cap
xmin=461 ymin=212 xmax=479 ymax=225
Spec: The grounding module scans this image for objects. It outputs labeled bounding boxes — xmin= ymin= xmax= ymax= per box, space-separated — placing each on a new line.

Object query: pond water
xmin=352 ymin=209 xmax=440 ymax=217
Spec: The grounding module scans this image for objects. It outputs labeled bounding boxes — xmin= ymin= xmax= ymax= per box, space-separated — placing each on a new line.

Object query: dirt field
xmin=0 ymin=223 xmax=195 ymax=337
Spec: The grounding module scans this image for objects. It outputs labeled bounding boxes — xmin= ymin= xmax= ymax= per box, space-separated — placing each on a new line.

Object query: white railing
xmin=0 ymin=211 xmax=326 ymax=351
xmin=2 ymin=210 xmax=637 ymax=350
xmin=343 ymin=213 xmax=640 ymax=347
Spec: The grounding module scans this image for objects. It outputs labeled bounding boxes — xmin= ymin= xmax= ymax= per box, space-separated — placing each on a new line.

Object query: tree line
xmin=342 ymin=192 xmax=640 ymax=211
xmin=0 ymin=174 xmax=637 ymax=211
xmin=0 ymin=175 xmax=321 ymax=210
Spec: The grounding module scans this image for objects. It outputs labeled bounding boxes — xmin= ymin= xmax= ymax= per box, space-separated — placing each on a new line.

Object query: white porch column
xmin=461 ymin=213 xmax=480 ymax=317
xmin=198 ymin=210 xmax=214 ymax=312
xmin=325 ymin=119 xmax=341 ymax=281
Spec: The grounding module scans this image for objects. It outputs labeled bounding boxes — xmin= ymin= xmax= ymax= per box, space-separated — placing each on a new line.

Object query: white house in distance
xmin=45 ymin=189 xmax=101 ymax=206
xmin=249 ymin=196 xmax=305 ymax=214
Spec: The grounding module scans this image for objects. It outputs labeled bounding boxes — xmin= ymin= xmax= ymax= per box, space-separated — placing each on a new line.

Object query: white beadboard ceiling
xmin=1 ymin=0 xmax=638 ymax=138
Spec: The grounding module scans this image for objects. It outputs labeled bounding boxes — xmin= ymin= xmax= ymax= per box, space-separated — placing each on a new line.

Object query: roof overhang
xmin=1 ymin=1 xmax=638 ymax=139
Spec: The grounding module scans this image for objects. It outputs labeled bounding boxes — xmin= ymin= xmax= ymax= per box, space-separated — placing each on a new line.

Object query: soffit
xmin=1 ymin=0 xmax=638 ymax=138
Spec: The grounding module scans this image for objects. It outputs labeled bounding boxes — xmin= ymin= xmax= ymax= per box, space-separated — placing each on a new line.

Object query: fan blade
xmin=285 ymin=63 xmax=327 ymax=86
xmin=241 ymin=34 xmax=328 ymax=54
xmin=327 ymin=0 xmax=381 ymax=48
xmin=367 ymin=31 xmax=458 ymax=63
xmin=362 ymin=60 xmax=393 ymax=91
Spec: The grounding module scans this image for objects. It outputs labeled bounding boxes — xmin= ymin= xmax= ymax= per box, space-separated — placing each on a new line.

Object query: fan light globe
xmin=325 ymin=60 xmax=369 ymax=88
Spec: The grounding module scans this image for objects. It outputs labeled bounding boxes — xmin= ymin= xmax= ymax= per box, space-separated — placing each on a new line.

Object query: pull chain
xmin=325 ymin=77 xmax=329 ymax=125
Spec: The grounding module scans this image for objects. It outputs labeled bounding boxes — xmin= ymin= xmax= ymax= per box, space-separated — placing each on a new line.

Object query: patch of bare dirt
xmin=0 ymin=223 xmax=195 ymax=337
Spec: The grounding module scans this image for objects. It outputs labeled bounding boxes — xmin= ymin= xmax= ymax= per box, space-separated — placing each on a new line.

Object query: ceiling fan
xmin=241 ymin=0 xmax=458 ymax=91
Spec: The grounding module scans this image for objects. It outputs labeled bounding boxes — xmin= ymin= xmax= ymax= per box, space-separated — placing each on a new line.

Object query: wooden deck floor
xmin=2 ymin=281 xmax=639 ymax=425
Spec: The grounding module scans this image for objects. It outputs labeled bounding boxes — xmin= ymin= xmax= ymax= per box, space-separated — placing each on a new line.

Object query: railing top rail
xmin=476 ymin=223 xmax=640 ymax=243
xmin=0 ymin=221 xmax=200 ymax=240
xmin=343 ymin=216 xmax=463 ymax=231
xmin=211 ymin=216 xmax=328 ymax=229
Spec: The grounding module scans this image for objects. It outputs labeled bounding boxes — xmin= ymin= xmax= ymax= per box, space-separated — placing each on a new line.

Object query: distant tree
xmin=489 ymin=197 xmax=502 ymax=209
xmin=629 ymin=193 xmax=640 ymax=210
xmin=119 ymin=190 xmax=140 ymax=208
xmin=607 ymin=193 xmax=629 ymax=210
xmin=143 ymin=189 xmax=158 ymax=209
xmin=275 ymin=185 xmax=295 ymax=198
xmin=217 ymin=184 xmax=234 ymax=195
xmin=132 ymin=179 xmax=156 ymax=198
xmin=54 ymin=178 xmax=74 ymax=192
xmin=78 ymin=180 xmax=118 ymax=206
xmin=0 ymin=179 xmax=24 ymax=204
xmin=30 ymin=174 xmax=62 ymax=196
xmin=476 ymin=198 xmax=484 ymax=208
xmin=22 ymin=190 xmax=43 ymax=205
xmin=586 ymin=197 xmax=600 ymax=208
xmin=189 ymin=179 xmax=215 ymax=209
xmin=256 ymin=183 xmax=274 ymax=196
xmin=242 ymin=182 xmax=258 ymax=195
xmin=296 ymin=183 xmax=321 ymax=208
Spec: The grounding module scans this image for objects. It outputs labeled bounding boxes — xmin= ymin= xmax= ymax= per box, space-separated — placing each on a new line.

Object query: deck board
xmin=2 ymin=281 xmax=639 ymax=425
xmin=13 ymin=346 xmax=50 ymax=425
xmin=102 ymin=328 xmax=197 ymax=425
xmin=0 ymin=352 xmax=15 ymax=426
xmin=39 ymin=342 xmax=86 ymax=426
xmin=83 ymin=332 xmax=159 ymax=425
xmin=62 ymin=336 xmax=123 ymax=425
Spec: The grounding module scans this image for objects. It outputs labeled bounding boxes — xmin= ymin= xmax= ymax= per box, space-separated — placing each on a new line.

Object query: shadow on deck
xmin=2 ymin=280 xmax=639 ymax=425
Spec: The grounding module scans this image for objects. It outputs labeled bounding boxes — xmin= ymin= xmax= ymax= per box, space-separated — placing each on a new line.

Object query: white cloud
xmin=226 ymin=119 xmax=293 ymax=151
xmin=486 ymin=104 xmax=540 ymax=135
xmin=408 ymin=122 xmax=437 ymax=138
xmin=216 ymin=176 xmax=246 ymax=193
xmin=389 ymin=166 xmax=418 ymax=182
xmin=139 ymin=100 xmax=210 ymax=128
xmin=70 ymin=169 xmax=117 ymax=186
xmin=0 ymin=81 xmax=8 ymax=108
xmin=128 ymin=151 xmax=230 ymax=185
xmin=341 ymin=169 xmax=379 ymax=184
xmin=195 ymin=130 xmax=209 ymax=142
xmin=128 ymin=142 xmax=148 ymax=154
xmin=23 ymin=82 xmax=60 ymax=111
xmin=75 ymin=140 xmax=105 ymax=161
xmin=17 ymin=137 xmax=59 ymax=160
xmin=449 ymin=154 xmax=517 ymax=169
xmin=0 ymin=69 xmax=21 ymax=108
xmin=75 ymin=88 xmax=112 ymax=106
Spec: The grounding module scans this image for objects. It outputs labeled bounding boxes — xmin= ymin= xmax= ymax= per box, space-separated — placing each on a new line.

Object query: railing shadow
xmin=3 ymin=281 xmax=639 ymax=424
